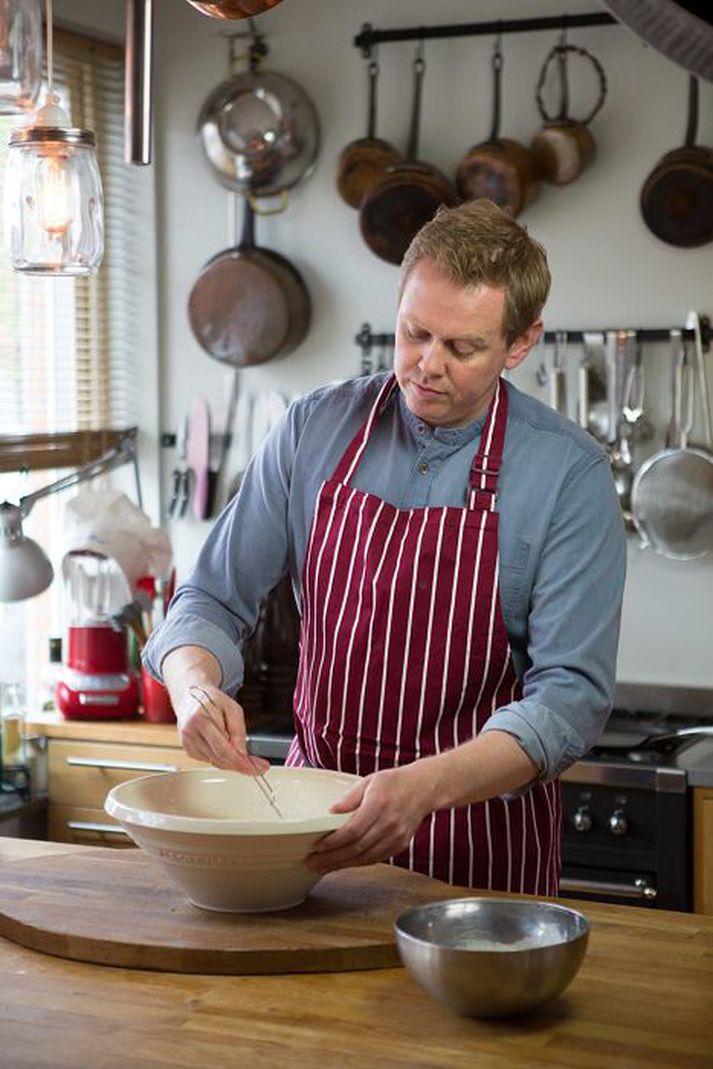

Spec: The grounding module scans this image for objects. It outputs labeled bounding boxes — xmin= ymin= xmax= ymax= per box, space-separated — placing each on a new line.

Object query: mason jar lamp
xmin=3 ymin=0 xmax=103 ymax=275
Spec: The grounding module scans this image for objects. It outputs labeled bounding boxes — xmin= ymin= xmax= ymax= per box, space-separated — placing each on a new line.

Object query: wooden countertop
xmin=1 ymin=838 xmax=712 ymax=1068
xmin=25 ymin=711 xmax=180 ymax=747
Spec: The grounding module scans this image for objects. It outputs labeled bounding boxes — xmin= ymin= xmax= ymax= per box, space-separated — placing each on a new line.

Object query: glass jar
xmin=0 ymin=0 xmax=42 ymax=115
xmin=4 ymin=127 xmax=104 ymax=275
xmin=1 ymin=681 xmax=26 ymax=768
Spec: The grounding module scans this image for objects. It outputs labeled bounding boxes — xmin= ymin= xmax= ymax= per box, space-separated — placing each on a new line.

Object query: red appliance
xmin=56 ymin=552 xmax=139 ymax=720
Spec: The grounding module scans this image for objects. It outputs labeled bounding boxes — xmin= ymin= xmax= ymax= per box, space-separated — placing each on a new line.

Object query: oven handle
xmin=560 ymin=876 xmax=658 ymax=901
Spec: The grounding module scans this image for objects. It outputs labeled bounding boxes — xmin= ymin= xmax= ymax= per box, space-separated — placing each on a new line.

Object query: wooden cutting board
xmin=0 ymin=847 xmax=471 ymax=975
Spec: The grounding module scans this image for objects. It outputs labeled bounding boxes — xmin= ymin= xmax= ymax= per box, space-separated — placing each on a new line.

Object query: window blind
xmin=0 ymin=28 xmax=139 ymax=437
xmin=0 ymin=28 xmax=146 ymax=719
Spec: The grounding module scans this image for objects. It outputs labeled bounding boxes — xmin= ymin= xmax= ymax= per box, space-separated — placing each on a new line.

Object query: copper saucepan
xmin=336 ymin=58 xmax=402 ymax=210
xmin=640 ymin=75 xmax=713 ymax=248
xmin=456 ymin=39 xmax=540 ymax=217
xmin=530 ymin=40 xmax=607 ymax=187
xmin=359 ymin=48 xmax=456 ymax=266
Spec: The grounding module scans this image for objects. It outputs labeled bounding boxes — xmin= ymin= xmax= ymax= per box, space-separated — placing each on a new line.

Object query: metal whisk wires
xmin=188 ymin=685 xmax=283 ymax=818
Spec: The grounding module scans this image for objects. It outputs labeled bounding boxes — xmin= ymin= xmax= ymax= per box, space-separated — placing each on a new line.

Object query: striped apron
xmin=286 ymin=373 xmax=561 ymax=895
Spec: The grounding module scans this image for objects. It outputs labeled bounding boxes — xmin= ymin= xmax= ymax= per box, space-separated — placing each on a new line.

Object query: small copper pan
xmin=359 ymin=48 xmax=456 ymax=266
xmin=336 ymin=58 xmax=402 ymax=210
xmin=456 ymin=39 xmax=540 ymax=218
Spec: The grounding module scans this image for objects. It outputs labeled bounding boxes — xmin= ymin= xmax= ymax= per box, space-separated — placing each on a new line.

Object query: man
xmin=144 ymin=199 xmax=626 ymax=895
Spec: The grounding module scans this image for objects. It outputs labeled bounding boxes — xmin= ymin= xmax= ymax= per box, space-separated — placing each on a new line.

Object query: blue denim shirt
xmin=144 ymin=374 xmax=626 ymax=781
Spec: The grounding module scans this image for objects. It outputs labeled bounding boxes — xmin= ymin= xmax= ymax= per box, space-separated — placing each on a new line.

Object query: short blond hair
xmin=400 ymin=199 xmax=551 ymax=345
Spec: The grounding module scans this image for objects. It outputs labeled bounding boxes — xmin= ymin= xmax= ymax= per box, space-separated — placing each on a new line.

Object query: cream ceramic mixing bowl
xmin=104 ymin=766 xmax=361 ymax=913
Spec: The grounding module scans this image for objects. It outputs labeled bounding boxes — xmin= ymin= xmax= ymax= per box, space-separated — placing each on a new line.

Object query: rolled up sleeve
xmin=142 ymin=401 xmax=300 ymax=694
xmin=481 ymin=451 xmax=626 ymax=780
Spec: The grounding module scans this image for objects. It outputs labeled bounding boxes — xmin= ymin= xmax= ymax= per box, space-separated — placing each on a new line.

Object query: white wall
xmin=59 ymin=0 xmax=713 ymax=688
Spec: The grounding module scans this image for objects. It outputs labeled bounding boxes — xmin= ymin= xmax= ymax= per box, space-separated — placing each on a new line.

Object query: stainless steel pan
xmin=197 ymin=68 xmax=319 ymax=197
xmin=631 ymin=337 xmax=713 ymax=560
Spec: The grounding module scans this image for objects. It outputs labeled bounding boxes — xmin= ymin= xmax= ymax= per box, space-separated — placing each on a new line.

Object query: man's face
xmin=394 ymin=258 xmax=542 ymax=428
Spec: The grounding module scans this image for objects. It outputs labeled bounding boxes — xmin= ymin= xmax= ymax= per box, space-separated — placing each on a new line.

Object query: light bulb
xmin=34 ymin=151 xmax=72 ymax=234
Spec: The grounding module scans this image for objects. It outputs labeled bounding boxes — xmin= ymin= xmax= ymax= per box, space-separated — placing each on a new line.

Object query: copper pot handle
xmin=535 ymin=43 xmax=607 ymax=127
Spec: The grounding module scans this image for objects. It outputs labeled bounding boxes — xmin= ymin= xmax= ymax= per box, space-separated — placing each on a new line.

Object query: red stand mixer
xmin=56 ymin=551 xmax=139 ymax=720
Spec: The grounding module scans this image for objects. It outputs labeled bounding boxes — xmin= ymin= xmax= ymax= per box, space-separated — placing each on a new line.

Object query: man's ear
xmin=504 ymin=320 xmax=543 ymax=371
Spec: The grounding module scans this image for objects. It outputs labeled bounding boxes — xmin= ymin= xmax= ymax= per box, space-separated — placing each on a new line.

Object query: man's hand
xmin=161 ymin=645 xmax=267 ymax=775
xmin=305 ymin=763 xmax=436 ymax=874
xmin=174 ymin=683 xmax=267 ymax=775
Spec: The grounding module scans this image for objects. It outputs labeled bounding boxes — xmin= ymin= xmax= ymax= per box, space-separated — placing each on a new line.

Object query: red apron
xmin=286 ymin=374 xmax=561 ymax=895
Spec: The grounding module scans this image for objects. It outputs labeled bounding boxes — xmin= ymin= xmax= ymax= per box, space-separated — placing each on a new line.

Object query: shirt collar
xmin=397 ymin=388 xmax=488 ymax=446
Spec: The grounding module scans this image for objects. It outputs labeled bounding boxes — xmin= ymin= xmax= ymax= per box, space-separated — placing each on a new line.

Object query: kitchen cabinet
xmin=25 ymin=714 xmax=202 ymax=847
xmin=694 ymin=786 xmax=713 ymax=915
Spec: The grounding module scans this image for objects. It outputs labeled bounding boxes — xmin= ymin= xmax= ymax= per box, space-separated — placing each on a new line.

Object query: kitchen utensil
xmin=578 ymin=331 xmax=608 ymax=439
xmin=197 ymin=66 xmax=319 ymax=197
xmin=186 ymin=0 xmax=284 ymax=17
xmin=456 ymin=38 xmax=540 ymax=217
xmin=530 ymin=39 xmax=607 ymax=186
xmin=188 ymin=683 xmax=283 ymax=818
xmin=359 ymin=46 xmax=456 ymax=266
xmin=631 ymin=342 xmax=713 ymax=559
xmin=0 ymin=844 xmax=473 ymax=973
xmin=206 ymin=369 xmax=241 ymax=518
xmin=604 ymin=330 xmax=634 ymax=445
xmin=186 ymin=396 xmax=211 ymax=520
xmin=395 ymin=898 xmax=588 ymax=1019
xmin=336 ymin=58 xmax=402 ymax=209
xmin=188 ymin=193 xmax=311 ymax=366
xmin=548 ymin=330 xmax=568 ymax=414
xmin=640 ymin=75 xmax=713 ymax=247
xmin=687 ymin=309 xmax=713 ymax=448
xmin=167 ymin=415 xmax=191 ymax=519
xmin=595 ymin=723 xmax=713 ymax=757
xmin=105 ymin=767 xmax=362 ymax=912
xmin=227 ymin=387 xmax=254 ymax=499
xmin=609 ymin=363 xmax=638 ymax=527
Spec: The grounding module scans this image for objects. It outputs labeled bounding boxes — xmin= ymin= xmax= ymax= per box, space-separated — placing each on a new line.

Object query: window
xmin=0 ymin=28 xmax=150 ymax=709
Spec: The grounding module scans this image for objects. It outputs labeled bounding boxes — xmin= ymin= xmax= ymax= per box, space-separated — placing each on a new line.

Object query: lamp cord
xmin=45 ymin=0 xmax=53 ymax=95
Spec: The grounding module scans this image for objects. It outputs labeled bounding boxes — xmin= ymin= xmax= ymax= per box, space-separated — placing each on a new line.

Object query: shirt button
xmin=418 ymin=462 xmax=429 ymax=475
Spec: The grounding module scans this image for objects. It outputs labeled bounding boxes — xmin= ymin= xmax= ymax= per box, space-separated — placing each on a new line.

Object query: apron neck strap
xmin=468 ymin=379 xmax=507 ymax=511
xmin=333 ymin=374 xmax=399 ymax=485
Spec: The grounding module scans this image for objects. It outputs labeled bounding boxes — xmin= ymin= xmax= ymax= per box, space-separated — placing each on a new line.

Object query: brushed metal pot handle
xmin=67 ymin=821 xmax=130 ymax=836
xmin=65 ymin=756 xmax=179 ymax=773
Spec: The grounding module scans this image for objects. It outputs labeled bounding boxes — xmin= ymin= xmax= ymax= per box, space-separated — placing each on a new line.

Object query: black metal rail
xmin=355 ymin=318 xmax=713 ymax=354
xmin=354 ymin=12 xmax=617 ymax=55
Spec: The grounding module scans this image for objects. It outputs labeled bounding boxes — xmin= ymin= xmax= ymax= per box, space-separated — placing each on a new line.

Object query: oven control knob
xmin=572 ymin=806 xmax=593 ymax=833
xmin=608 ymin=809 xmax=628 ymax=836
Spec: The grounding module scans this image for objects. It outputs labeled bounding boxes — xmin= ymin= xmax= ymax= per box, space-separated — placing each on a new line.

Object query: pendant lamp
xmin=0 ymin=0 xmax=41 ymax=113
xmin=3 ymin=0 xmax=103 ymax=275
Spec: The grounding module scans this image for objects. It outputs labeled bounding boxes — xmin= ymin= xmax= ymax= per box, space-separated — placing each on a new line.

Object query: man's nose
xmin=418 ymin=339 xmax=446 ymax=377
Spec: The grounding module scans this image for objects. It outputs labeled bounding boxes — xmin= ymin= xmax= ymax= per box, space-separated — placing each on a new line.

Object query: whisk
xmin=188 ymin=685 xmax=283 ymax=819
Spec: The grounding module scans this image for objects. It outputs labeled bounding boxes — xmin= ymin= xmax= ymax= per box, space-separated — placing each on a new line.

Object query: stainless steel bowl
xmin=394 ymin=898 xmax=589 ymax=1018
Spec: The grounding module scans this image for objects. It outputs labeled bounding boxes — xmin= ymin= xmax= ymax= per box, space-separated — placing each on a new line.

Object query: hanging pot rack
xmin=354 ymin=12 xmax=617 ymax=56
xmin=354 ymin=317 xmax=712 ymax=356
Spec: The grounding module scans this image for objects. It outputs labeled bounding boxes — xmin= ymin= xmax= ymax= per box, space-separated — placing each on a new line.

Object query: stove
xmin=561 ymin=683 xmax=713 ymax=911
